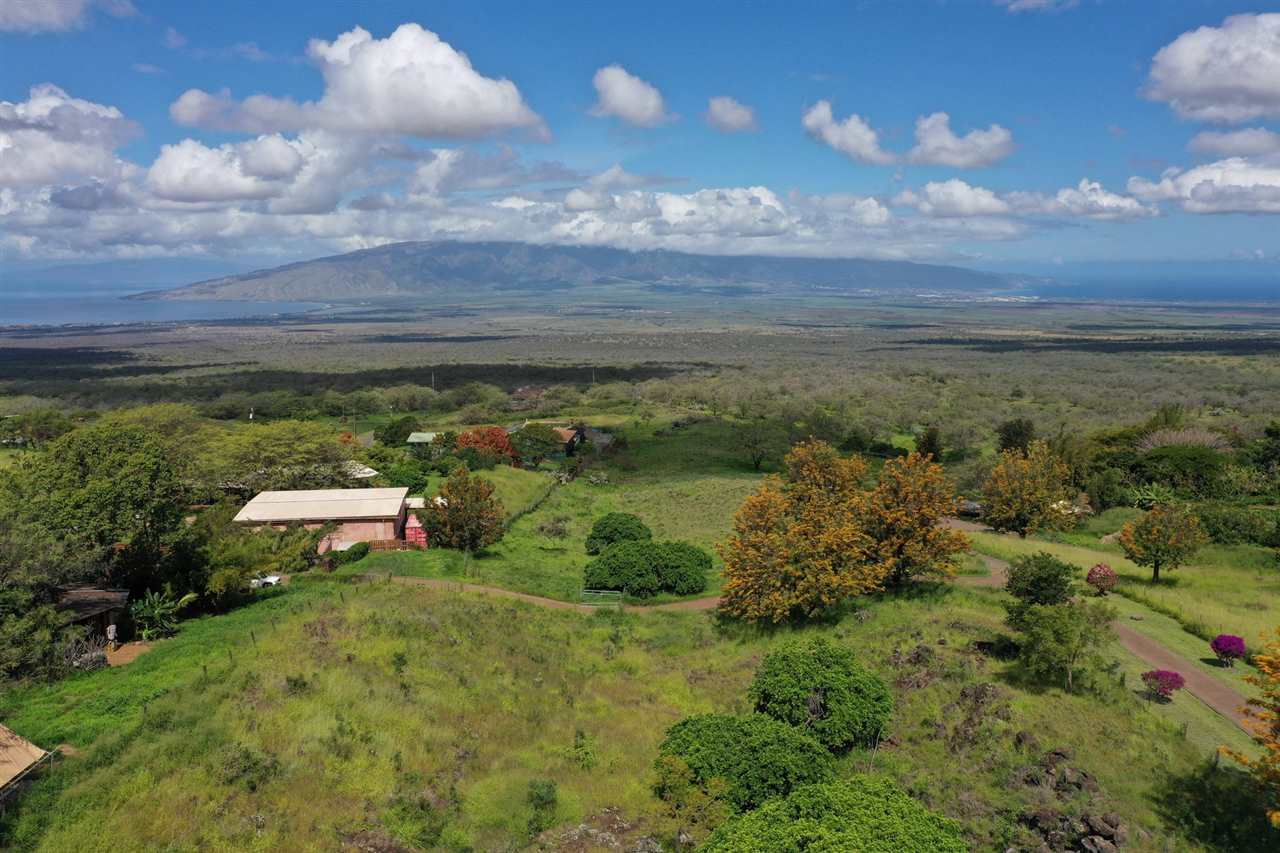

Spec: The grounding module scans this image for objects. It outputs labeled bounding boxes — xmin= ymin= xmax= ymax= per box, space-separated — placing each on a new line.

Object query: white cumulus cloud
xmin=802 ymin=101 xmax=895 ymax=165
xmin=170 ymin=24 xmax=546 ymax=139
xmin=589 ymin=65 xmax=674 ymax=127
xmin=894 ymin=179 xmax=1011 ymax=217
xmin=1129 ymin=157 xmax=1280 ymax=214
xmin=0 ymin=84 xmax=138 ymax=186
xmin=1146 ymin=14 xmax=1280 ymax=124
xmin=705 ymin=96 xmax=757 ymax=133
xmin=906 ymin=112 xmax=1014 ymax=168
xmin=1189 ymin=128 xmax=1280 ymax=158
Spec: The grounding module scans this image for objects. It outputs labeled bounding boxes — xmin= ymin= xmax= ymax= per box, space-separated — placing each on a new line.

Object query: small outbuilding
xmin=234 ymin=487 xmax=410 ymax=552
xmin=56 ymin=587 xmax=129 ymax=638
xmin=406 ymin=431 xmax=441 ymax=445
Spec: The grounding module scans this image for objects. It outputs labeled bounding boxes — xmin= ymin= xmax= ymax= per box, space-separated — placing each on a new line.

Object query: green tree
xmin=202 ymin=420 xmax=353 ymax=496
xmin=1118 ymin=504 xmax=1208 ymax=583
xmin=585 ymin=512 xmax=652 ymax=555
xmin=1016 ymin=600 xmax=1116 ymax=692
xmin=0 ymin=508 xmax=94 ymax=681
xmin=748 ymin=636 xmax=892 ymax=752
xmin=419 ymin=466 xmax=504 ymax=552
xmin=6 ymin=408 xmax=74 ymax=448
xmin=12 ymin=422 xmax=185 ymax=571
xmin=982 ymin=440 xmax=1072 ymax=537
xmin=734 ymin=417 xmax=785 ymax=471
xmin=374 ymin=415 xmax=421 ymax=447
xmin=915 ymin=425 xmax=943 ymax=461
xmin=997 ymin=417 xmax=1036 ymax=454
xmin=655 ymin=714 xmax=834 ymax=813
xmin=1005 ymin=552 xmax=1077 ymax=607
xmin=510 ymin=422 xmax=565 ymax=464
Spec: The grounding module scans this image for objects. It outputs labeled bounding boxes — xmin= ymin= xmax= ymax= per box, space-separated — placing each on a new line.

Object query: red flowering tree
xmin=1141 ymin=669 xmax=1185 ymax=701
xmin=456 ymin=426 xmax=517 ymax=461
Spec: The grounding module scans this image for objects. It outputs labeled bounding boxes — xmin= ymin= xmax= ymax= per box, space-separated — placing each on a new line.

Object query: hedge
xmin=655 ymin=714 xmax=833 ymax=812
xmin=749 ymin=636 xmax=892 ymax=752
xmin=701 ymin=778 xmax=967 ymax=852
xmin=582 ymin=540 xmax=710 ymax=597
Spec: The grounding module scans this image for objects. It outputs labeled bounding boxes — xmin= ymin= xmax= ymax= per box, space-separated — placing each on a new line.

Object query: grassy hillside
xmin=1 ymin=577 xmax=1270 ymax=851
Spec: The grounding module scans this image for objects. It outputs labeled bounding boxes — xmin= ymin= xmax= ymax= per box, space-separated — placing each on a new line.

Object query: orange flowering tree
xmin=720 ymin=441 xmax=877 ymax=623
xmin=864 ymin=452 xmax=970 ymax=587
xmin=981 ymin=440 xmax=1072 ymax=537
xmin=456 ymin=426 xmax=517 ymax=461
xmin=1117 ymin=503 xmax=1207 ymax=584
xmin=1225 ymin=627 xmax=1280 ymax=828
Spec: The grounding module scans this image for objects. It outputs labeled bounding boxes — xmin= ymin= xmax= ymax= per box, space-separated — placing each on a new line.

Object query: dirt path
xmin=1111 ymin=622 xmax=1252 ymax=731
xmin=957 ymin=550 xmax=1253 ymax=732
xmin=106 ymin=641 xmax=152 ymax=667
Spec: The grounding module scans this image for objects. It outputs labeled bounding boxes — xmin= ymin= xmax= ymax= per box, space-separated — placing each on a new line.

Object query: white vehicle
xmin=250 ymin=574 xmax=282 ymax=589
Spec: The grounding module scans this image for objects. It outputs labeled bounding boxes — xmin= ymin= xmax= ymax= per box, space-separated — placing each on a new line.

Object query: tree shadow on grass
xmin=1151 ymin=758 xmax=1278 ymax=852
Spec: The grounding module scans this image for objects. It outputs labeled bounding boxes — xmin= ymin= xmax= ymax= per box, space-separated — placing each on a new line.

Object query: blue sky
xmin=2 ymin=0 xmax=1280 ymax=276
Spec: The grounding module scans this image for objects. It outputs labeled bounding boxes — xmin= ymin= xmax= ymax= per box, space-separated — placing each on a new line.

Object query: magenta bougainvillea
xmin=1210 ymin=634 xmax=1247 ymax=667
xmin=1085 ymin=563 xmax=1117 ymax=596
xmin=1141 ymin=669 xmax=1185 ymax=700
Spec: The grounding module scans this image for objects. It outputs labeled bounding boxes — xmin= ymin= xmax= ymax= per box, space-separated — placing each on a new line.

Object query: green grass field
xmin=347 ymin=417 xmax=762 ymax=602
xmin=969 ymin=531 xmax=1280 ymax=653
xmin=3 ymin=577 xmax=1265 ymax=851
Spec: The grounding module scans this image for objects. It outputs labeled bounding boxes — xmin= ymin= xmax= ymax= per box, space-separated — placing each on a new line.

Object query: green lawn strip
xmin=1109 ymin=644 xmax=1256 ymax=760
xmin=968 ymin=531 xmax=1280 ymax=654
xmin=968 ymin=534 xmax=1265 ymax=706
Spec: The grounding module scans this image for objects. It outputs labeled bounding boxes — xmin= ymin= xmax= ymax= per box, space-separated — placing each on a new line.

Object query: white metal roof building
xmin=234 ymin=487 xmax=410 ymax=524
xmin=406 ymin=432 xmax=440 ymax=444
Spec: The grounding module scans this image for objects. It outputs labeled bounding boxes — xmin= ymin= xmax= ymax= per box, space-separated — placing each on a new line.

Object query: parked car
xmin=958 ymin=500 xmax=985 ymax=519
xmin=250 ymin=574 xmax=282 ymax=589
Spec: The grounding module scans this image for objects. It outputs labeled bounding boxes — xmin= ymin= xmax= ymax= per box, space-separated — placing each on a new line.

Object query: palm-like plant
xmin=130 ymin=589 xmax=197 ymax=640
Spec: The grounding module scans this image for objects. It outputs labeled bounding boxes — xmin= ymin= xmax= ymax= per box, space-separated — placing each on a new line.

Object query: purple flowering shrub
xmin=1210 ymin=634 xmax=1246 ymax=667
xmin=1085 ymin=563 xmax=1116 ymax=596
xmin=1141 ymin=669 xmax=1185 ymax=701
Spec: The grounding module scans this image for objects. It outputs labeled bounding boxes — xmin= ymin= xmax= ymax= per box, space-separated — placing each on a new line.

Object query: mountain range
xmin=134 ymin=241 xmax=1015 ymax=301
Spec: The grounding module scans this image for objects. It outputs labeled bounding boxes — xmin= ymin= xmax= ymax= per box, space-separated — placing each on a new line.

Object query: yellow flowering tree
xmin=865 ymin=451 xmax=970 ymax=586
xmin=982 ymin=440 xmax=1072 ymax=538
xmin=1225 ymin=627 xmax=1280 ymax=829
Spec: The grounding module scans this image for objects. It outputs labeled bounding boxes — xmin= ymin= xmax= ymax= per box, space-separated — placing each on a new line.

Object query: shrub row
xmin=583 ymin=540 xmax=710 ymax=597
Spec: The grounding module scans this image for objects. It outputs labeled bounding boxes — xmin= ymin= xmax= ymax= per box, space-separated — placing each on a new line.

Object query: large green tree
xmin=201 ymin=420 xmax=353 ymax=496
xmin=1118 ymin=504 xmax=1207 ymax=583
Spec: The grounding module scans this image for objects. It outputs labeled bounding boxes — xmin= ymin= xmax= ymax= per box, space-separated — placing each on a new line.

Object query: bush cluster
xmin=583 ymin=540 xmax=710 ymax=597
xmin=1194 ymin=502 xmax=1274 ymax=546
xmin=701 ymin=778 xmax=967 ymax=852
xmin=584 ymin=512 xmax=652 ymax=555
xmin=332 ymin=542 xmax=370 ymax=565
xmin=748 ymin=636 xmax=892 ymax=751
xmin=655 ymin=714 xmax=834 ymax=812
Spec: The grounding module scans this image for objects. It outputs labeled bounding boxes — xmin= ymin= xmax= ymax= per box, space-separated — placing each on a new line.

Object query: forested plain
xmin=2 ymin=293 xmax=1280 ymax=851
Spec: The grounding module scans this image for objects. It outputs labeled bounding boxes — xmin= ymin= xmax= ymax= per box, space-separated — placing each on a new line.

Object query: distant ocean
xmin=0 ymin=286 xmax=322 ymax=328
xmin=1024 ymin=280 xmax=1280 ymax=302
